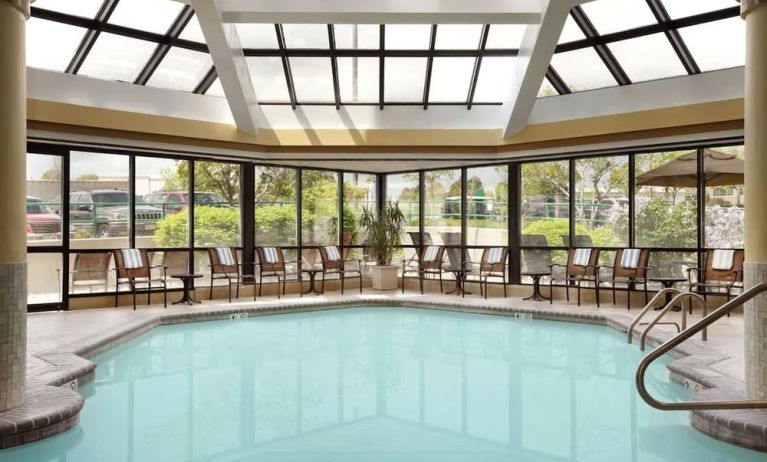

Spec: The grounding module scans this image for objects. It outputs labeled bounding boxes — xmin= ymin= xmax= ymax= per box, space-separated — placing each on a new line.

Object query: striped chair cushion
xmin=572 ymin=248 xmax=592 ymax=267
xmin=324 ymin=246 xmax=342 ymax=261
xmin=620 ymin=249 xmax=641 ymax=269
xmin=423 ymin=246 xmax=440 ymax=263
xmin=262 ymin=247 xmax=279 ymax=264
xmin=121 ymin=249 xmax=142 ymax=269
xmin=486 ymin=247 xmax=504 ymax=264
xmin=216 ymin=247 xmax=236 ymax=266
xmin=712 ymin=249 xmax=735 ymax=271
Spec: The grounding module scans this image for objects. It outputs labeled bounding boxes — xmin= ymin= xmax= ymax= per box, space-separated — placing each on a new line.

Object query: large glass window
xmin=136 ymin=157 xmax=189 ymax=248
xmin=193 ymin=161 xmax=241 ymax=247
xmin=26 ymin=153 xmax=63 ymax=247
xmin=424 ymin=169 xmax=461 ymax=266
xmin=704 ymin=146 xmax=744 ymax=248
xmin=70 ymin=151 xmax=130 ymax=249
xmin=574 ymin=156 xmax=629 ymax=247
xmin=466 ymin=165 xmax=508 ymax=264
xmin=28 ymin=253 xmax=62 ymax=305
xmin=343 ymin=173 xmax=377 ymax=245
xmin=521 ymin=161 xmax=570 ymax=247
xmin=301 ymin=170 xmax=339 ymax=247
xmin=634 ymin=150 xmax=698 ymax=248
xmin=78 ymin=33 xmax=156 ymax=83
xmin=255 ymin=166 xmax=297 ymax=246
xmin=386 ymin=173 xmax=420 ymax=266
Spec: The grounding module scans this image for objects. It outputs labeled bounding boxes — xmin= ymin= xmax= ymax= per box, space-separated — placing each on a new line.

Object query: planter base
xmin=371 ymin=265 xmax=399 ymax=291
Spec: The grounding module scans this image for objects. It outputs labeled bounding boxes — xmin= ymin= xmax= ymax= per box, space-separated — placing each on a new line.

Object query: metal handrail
xmin=639 ymin=292 xmax=707 ymax=351
xmin=636 ymin=281 xmax=767 ymax=411
xmin=627 ymin=288 xmax=681 ymax=345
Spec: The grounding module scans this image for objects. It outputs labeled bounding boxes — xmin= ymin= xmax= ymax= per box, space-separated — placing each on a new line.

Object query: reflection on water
xmin=1 ymin=308 xmax=761 ymax=462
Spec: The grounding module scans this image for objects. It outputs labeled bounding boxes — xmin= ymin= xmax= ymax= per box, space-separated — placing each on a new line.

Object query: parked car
xmin=69 ymin=190 xmax=163 ymax=238
xmin=26 ymin=196 xmax=62 ymax=240
xmin=142 ymin=191 xmax=229 ymax=213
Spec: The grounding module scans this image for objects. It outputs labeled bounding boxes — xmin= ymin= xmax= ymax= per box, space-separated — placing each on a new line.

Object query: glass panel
xmin=282 ymin=24 xmax=329 ymax=48
xmin=28 ymin=253 xmax=62 ymax=305
xmin=574 ymin=156 xmax=629 ymax=247
xmin=423 ymin=169 xmax=461 ymax=267
xmin=386 ymin=173 xmax=419 ymax=246
xmin=150 ymin=251 xmax=188 ymax=289
xmin=521 ymin=249 xmax=567 ymax=284
xmin=334 ymin=25 xmax=380 ymax=49
xmin=343 ymin=173 xmax=377 ymax=245
xmin=26 ymin=18 xmax=87 ymax=72
xmin=662 ymin=0 xmax=736 ymax=19
xmin=108 ymin=0 xmax=183 ymax=34
xmin=634 ymin=150 xmax=698 ymax=248
xmin=193 ymin=161 xmax=241 ymax=247
xmin=255 ymin=166 xmax=297 ymax=247
xmin=550 ymin=48 xmax=617 ymax=92
xmin=78 ymin=33 xmax=156 ymax=82
xmin=246 ymin=57 xmax=291 ymax=102
xmin=581 ymin=0 xmax=657 ymax=35
xmin=69 ymin=151 xmax=130 ymax=249
xmin=558 ymin=15 xmax=586 ymax=44
xmin=472 ymin=57 xmax=516 ymax=103
xmin=290 ymin=57 xmax=335 ymax=102
xmin=466 ymin=166 xmax=508 ymax=247
xmin=205 ymin=78 xmax=225 ymax=97
xmin=136 ymin=158 xmax=189 ymax=248
xmin=646 ymin=251 xmax=698 ymax=287
xmin=236 ymin=24 xmax=279 ymax=48
xmin=435 ymin=24 xmax=483 ymax=49
xmin=704 ymin=146 xmax=744 ymax=248
xmin=384 ymin=58 xmax=427 ymax=102
xmin=485 ymin=24 xmax=526 ymax=49
xmin=147 ymin=48 xmax=213 ymax=92
xmin=26 ymin=154 xmax=63 ymax=247
xmin=338 ymin=57 xmax=379 ymax=103
xmin=384 ymin=24 xmax=432 ymax=49
xmin=179 ymin=14 xmax=205 ymax=43
xmin=538 ymin=77 xmax=557 ymax=98
xmin=301 ymin=170 xmax=339 ymax=246
xmin=679 ymin=18 xmax=745 ymax=72
xmin=428 ymin=57 xmax=474 ymax=102
xmin=34 ymin=0 xmax=104 ymax=18
xmin=608 ymin=34 xmax=686 ymax=82
xmin=521 ymin=161 xmax=570 ymax=247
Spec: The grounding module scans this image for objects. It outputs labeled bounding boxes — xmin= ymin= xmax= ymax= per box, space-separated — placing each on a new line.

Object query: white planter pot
xmin=371 ymin=265 xmax=399 ymax=291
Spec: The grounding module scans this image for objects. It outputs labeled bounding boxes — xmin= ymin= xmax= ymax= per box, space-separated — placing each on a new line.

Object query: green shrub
xmin=255 ymin=204 xmax=297 ymax=246
xmin=154 ymin=206 xmax=240 ymax=247
xmin=522 ymin=219 xmax=619 ymax=247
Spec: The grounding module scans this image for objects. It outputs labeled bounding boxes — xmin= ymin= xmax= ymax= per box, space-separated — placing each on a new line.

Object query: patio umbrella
xmin=636 ymin=148 xmax=744 ymax=188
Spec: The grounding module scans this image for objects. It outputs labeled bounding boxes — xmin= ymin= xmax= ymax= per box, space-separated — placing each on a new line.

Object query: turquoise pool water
xmin=1 ymin=307 xmax=762 ymax=462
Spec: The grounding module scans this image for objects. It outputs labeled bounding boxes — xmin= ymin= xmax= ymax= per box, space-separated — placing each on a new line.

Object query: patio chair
xmin=70 ymin=251 xmax=111 ymax=294
xmin=207 ymin=247 xmax=256 ymax=302
xmin=401 ymin=245 xmax=446 ymax=294
xmin=255 ymin=246 xmax=299 ymax=299
xmin=318 ymin=245 xmax=363 ymax=294
xmin=465 ymin=247 xmax=508 ymax=298
xmin=521 ymin=234 xmax=552 ymax=274
xmin=687 ymin=249 xmax=744 ymax=305
xmin=160 ymin=251 xmax=189 ymax=288
xmin=597 ymin=248 xmax=651 ymax=309
xmin=549 ymin=247 xmax=601 ymax=306
xmin=561 ymin=235 xmax=593 ymax=247
xmin=113 ymin=248 xmax=167 ymax=310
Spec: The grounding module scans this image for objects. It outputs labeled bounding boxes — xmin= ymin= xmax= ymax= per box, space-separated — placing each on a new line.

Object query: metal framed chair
xmin=318 ymin=245 xmax=363 ymax=294
xmin=113 ymin=248 xmax=167 ymax=310
xmin=597 ymin=248 xmax=651 ymax=309
xmin=70 ymin=251 xmax=111 ymax=294
xmin=401 ymin=245 xmax=446 ymax=294
xmin=688 ymin=249 xmax=744 ymax=302
xmin=549 ymin=247 xmax=601 ymax=306
xmin=466 ymin=247 xmax=508 ymax=298
xmin=255 ymin=246 xmax=299 ymax=299
xmin=207 ymin=247 xmax=256 ymax=302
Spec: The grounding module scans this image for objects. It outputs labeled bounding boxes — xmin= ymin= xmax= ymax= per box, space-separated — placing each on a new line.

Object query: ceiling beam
xmin=191 ymin=0 xmax=264 ymax=134
xmin=217 ymin=0 xmax=543 ymax=24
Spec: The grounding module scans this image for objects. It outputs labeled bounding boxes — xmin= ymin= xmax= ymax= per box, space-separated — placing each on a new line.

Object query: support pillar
xmin=0 ymin=0 xmax=29 ymax=411
xmin=742 ymin=0 xmax=767 ymax=400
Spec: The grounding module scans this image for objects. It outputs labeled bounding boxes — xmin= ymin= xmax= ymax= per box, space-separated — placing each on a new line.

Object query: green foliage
xmin=522 ymin=219 xmax=620 ymax=247
xmin=359 ymin=201 xmax=406 ymax=265
xmin=154 ymin=206 xmax=239 ymax=247
xmin=76 ymin=173 xmax=99 ymax=181
xmin=163 ymin=161 xmax=240 ymax=202
xmin=635 ymin=197 xmax=697 ymax=247
xmin=255 ymin=204 xmax=297 ymax=246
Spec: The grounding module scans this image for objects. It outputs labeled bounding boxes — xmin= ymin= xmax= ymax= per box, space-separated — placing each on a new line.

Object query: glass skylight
xmin=679 ymin=18 xmax=745 ymax=71
xmin=538 ymin=77 xmax=557 ymax=98
xmin=246 ymin=56 xmax=291 ymax=102
xmin=290 ymin=57 xmax=335 ymax=102
xmin=434 ymin=25 xmax=482 ymax=50
xmin=282 ymin=24 xmax=329 ymax=48
xmin=485 ymin=24 xmax=526 ymax=49
xmin=334 ymin=25 xmax=380 ymax=49
xmin=384 ymin=58 xmax=427 ymax=101
xmin=77 ymin=33 xmax=156 ymax=82
xmin=609 ymin=34 xmax=687 ymax=82
xmin=179 ymin=14 xmax=205 ymax=43
xmin=550 ymin=48 xmax=617 ymax=92
xmin=33 ymin=0 xmax=104 ymax=18
xmin=146 ymin=48 xmax=213 ymax=92
xmin=428 ymin=57 xmax=475 ymax=102
xmin=662 ymin=0 xmax=737 ymax=19
xmin=26 ymin=18 xmax=87 ymax=72
xmin=472 ymin=57 xmax=515 ymax=103
xmin=205 ymin=78 xmax=225 ymax=97
xmin=384 ymin=25 xmax=432 ymax=50
xmin=558 ymin=15 xmax=586 ymax=43
xmin=108 ymin=0 xmax=184 ymax=35
xmin=236 ymin=24 xmax=279 ymax=49
xmin=338 ymin=57 xmax=379 ymax=102
xmin=581 ymin=0 xmax=657 ymax=35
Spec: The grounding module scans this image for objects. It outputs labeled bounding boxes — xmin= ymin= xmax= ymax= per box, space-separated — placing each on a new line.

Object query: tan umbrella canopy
xmin=636 ymin=148 xmax=744 ymax=188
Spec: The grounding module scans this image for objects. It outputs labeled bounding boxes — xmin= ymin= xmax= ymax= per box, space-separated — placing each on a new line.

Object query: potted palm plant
xmin=359 ymin=201 xmax=406 ymax=290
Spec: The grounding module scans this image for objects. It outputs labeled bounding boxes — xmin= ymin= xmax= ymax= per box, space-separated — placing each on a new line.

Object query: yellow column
xmin=0 ymin=0 xmax=28 ymax=411
xmin=742 ymin=0 xmax=767 ymax=400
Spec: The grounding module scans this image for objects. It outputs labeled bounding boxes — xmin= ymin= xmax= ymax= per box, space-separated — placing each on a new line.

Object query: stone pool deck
xmin=1 ymin=289 xmax=764 ymax=451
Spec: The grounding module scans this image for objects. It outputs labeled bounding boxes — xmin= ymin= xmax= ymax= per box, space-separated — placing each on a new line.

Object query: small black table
xmin=650 ymin=277 xmax=687 ymax=310
xmin=445 ymin=268 xmax=471 ymax=297
xmin=521 ymin=271 xmax=551 ymax=302
xmin=171 ymin=274 xmax=203 ymax=305
xmin=301 ymin=268 xmax=323 ymax=296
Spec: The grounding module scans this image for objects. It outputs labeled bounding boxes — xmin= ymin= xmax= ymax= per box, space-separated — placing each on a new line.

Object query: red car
xmin=26 ymin=196 xmax=62 ymax=240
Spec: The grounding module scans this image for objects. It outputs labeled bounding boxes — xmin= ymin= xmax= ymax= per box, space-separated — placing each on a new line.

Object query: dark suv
xmin=69 ymin=190 xmax=164 ymax=238
xmin=142 ymin=191 xmax=230 ymax=213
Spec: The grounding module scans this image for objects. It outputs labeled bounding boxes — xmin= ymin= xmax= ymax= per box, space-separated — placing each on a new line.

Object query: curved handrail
xmin=639 ymin=292 xmax=706 ymax=351
xmin=627 ymin=288 xmax=681 ymax=345
xmin=636 ymin=281 xmax=767 ymax=411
